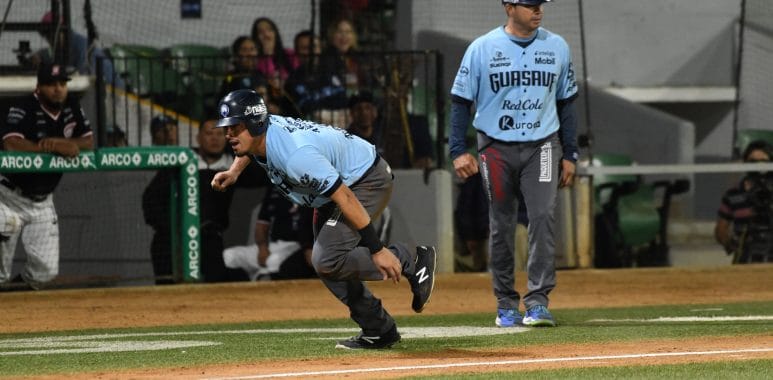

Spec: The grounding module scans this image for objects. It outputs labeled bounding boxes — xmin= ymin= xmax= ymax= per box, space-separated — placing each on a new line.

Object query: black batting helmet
xmin=216 ymin=89 xmax=269 ymax=136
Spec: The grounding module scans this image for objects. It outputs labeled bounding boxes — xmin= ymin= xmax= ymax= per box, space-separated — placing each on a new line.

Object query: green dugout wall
xmin=0 ymin=147 xmax=201 ymax=282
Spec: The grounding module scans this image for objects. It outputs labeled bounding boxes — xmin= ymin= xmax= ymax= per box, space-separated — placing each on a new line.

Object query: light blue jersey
xmin=451 ymin=26 xmax=577 ymax=142
xmin=251 ymin=115 xmax=377 ymax=208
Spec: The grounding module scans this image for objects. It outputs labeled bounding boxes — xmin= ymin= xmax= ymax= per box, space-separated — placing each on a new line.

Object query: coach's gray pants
xmin=479 ymin=133 xmax=561 ymax=310
xmin=311 ymin=158 xmax=416 ymax=336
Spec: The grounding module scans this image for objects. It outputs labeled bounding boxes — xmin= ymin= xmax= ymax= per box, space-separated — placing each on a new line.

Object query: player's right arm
xmin=211 ymin=155 xmax=251 ymax=191
xmin=449 ymin=42 xmax=480 ymax=180
xmin=450 ymin=95 xmax=478 ymax=180
xmin=329 ymin=182 xmax=402 ymax=283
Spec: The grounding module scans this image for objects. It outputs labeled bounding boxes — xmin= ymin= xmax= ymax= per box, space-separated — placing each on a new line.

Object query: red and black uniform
xmin=1 ymin=94 xmax=92 ymax=197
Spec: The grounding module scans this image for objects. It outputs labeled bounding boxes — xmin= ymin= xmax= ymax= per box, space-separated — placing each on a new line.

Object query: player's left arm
xmin=556 ymin=44 xmax=579 ymax=188
xmin=557 ymin=94 xmax=578 ymax=188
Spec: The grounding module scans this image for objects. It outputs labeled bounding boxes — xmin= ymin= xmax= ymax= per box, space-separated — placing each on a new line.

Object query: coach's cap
xmin=502 ymin=0 xmax=551 ymax=5
xmin=37 ymin=63 xmax=71 ymax=84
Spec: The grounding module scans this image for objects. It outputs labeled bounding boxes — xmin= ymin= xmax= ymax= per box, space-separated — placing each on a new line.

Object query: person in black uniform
xmin=0 ymin=63 xmax=94 ymax=289
xmin=141 ymin=115 xmax=179 ymax=284
xmin=223 ymin=184 xmax=316 ymax=281
xmin=196 ymin=119 xmax=265 ymax=282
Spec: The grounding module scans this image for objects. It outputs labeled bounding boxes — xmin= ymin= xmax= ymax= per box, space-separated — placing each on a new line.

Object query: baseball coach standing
xmin=0 ymin=63 xmax=94 ymax=290
xmin=449 ymin=0 xmax=579 ymax=328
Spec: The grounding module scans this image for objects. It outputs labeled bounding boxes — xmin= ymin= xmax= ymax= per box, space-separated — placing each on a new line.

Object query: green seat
xmin=109 ymin=44 xmax=183 ymax=97
xmin=167 ymin=44 xmax=226 ymax=94
xmin=735 ymin=129 xmax=773 ymax=156
xmin=592 ymin=153 xmax=689 ymax=268
xmin=591 ymin=153 xmax=638 ymax=213
xmin=165 ymin=44 xmax=227 ymax=120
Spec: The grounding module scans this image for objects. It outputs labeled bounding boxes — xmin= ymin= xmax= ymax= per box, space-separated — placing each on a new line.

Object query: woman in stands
xmin=220 ymin=36 xmax=268 ymax=102
xmin=318 ymin=17 xmax=363 ymax=94
xmin=251 ymin=17 xmax=298 ymax=83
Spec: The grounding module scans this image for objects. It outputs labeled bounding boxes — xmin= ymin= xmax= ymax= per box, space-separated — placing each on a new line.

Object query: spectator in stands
xmin=347 ymin=91 xmax=434 ymax=169
xmin=318 ymin=17 xmax=362 ymax=94
xmin=293 ymin=30 xmax=321 ymax=68
xmin=715 ymin=140 xmax=773 ymax=264
xmin=141 ymin=115 xmax=179 ymax=284
xmin=105 ymin=125 xmax=128 ymax=147
xmin=251 ymin=17 xmax=298 ymax=83
xmin=196 ymin=119 xmax=251 ymax=282
xmin=0 ymin=63 xmax=94 ymax=290
xmin=24 ymin=11 xmax=122 ymax=87
xmin=220 ymin=36 xmax=297 ymax=116
xmin=347 ymin=90 xmax=382 ymax=149
xmin=285 ymin=30 xmax=345 ymax=117
xmin=223 ymin=185 xmax=316 ymax=281
xmin=220 ymin=36 xmax=269 ymax=101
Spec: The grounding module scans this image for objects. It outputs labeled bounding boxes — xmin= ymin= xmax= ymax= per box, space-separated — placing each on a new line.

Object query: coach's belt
xmin=0 ymin=179 xmax=49 ymax=202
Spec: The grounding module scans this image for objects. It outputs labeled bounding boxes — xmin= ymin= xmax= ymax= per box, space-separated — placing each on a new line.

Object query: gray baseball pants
xmin=479 ymin=132 xmax=561 ymax=310
xmin=311 ymin=157 xmax=416 ymax=336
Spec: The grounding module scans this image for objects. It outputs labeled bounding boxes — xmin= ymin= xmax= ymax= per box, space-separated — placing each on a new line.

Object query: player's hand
xmin=453 ymin=153 xmax=479 ymax=180
xmin=560 ymin=159 xmax=576 ymax=188
xmin=372 ymin=248 xmax=401 ymax=284
xmin=211 ymin=170 xmax=237 ymax=192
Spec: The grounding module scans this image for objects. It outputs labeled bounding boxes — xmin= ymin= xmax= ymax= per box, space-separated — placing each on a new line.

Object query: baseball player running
xmin=0 ymin=63 xmax=94 ymax=289
xmin=211 ymin=89 xmax=437 ymax=349
xmin=450 ymin=0 xmax=578 ymax=327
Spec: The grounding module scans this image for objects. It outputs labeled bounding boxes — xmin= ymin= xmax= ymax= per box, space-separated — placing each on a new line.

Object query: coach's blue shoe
xmin=522 ymin=305 xmax=556 ymax=327
xmin=495 ymin=308 xmax=522 ymax=327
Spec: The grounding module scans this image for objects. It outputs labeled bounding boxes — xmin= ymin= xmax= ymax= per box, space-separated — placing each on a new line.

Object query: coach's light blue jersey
xmin=452 ymin=26 xmax=577 ymax=142
xmin=251 ymin=115 xmax=377 ymax=208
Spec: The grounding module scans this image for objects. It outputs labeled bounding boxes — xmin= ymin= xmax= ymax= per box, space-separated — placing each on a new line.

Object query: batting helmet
xmin=502 ymin=0 xmax=551 ymax=5
xmin=216 ymin=89 xmax=269 ymax=136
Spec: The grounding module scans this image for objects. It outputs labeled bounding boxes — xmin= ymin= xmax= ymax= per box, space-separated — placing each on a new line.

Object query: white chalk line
xmin=0 ymin=327 xmax=528 ymax=356
xmin=587 ymin=315 xmax=773 ymax=323
xmin=202 ymin=348 xmax=773 ymax=380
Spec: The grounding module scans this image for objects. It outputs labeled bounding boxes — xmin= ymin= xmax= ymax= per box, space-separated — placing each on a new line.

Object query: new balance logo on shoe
xmin=410 ymin=246 xmax=437 ymax=313
xmin=416 ymin=266 xmax=430 ymax=284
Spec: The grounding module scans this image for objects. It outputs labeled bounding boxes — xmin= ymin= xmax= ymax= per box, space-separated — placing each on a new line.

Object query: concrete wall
xmin=410 ymin=0 xmax=740 ymax=160
xmin=19 ymin=168 xmax=454 ymax=285
xmin=410 ymin=0 xmax=740 ymax=87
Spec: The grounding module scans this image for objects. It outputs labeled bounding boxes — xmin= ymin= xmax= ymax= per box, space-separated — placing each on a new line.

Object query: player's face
xmin=198 ymin=120 xmax=226 ymax=156
xmin=224 ymin=122 xmax=252 ymax=156
xmin=36 ymin=81 xmax=68 ymax=110
xmin=508 ymin=3 xmax=544 ymax=32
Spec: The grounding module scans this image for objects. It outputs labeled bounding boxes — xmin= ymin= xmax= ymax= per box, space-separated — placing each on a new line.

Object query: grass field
xmin=1 ymin=267 xmax=771 ymax=379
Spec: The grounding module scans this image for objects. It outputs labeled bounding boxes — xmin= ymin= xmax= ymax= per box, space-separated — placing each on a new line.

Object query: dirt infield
xmin=3 ymin=264 xmax=772 ymax=378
